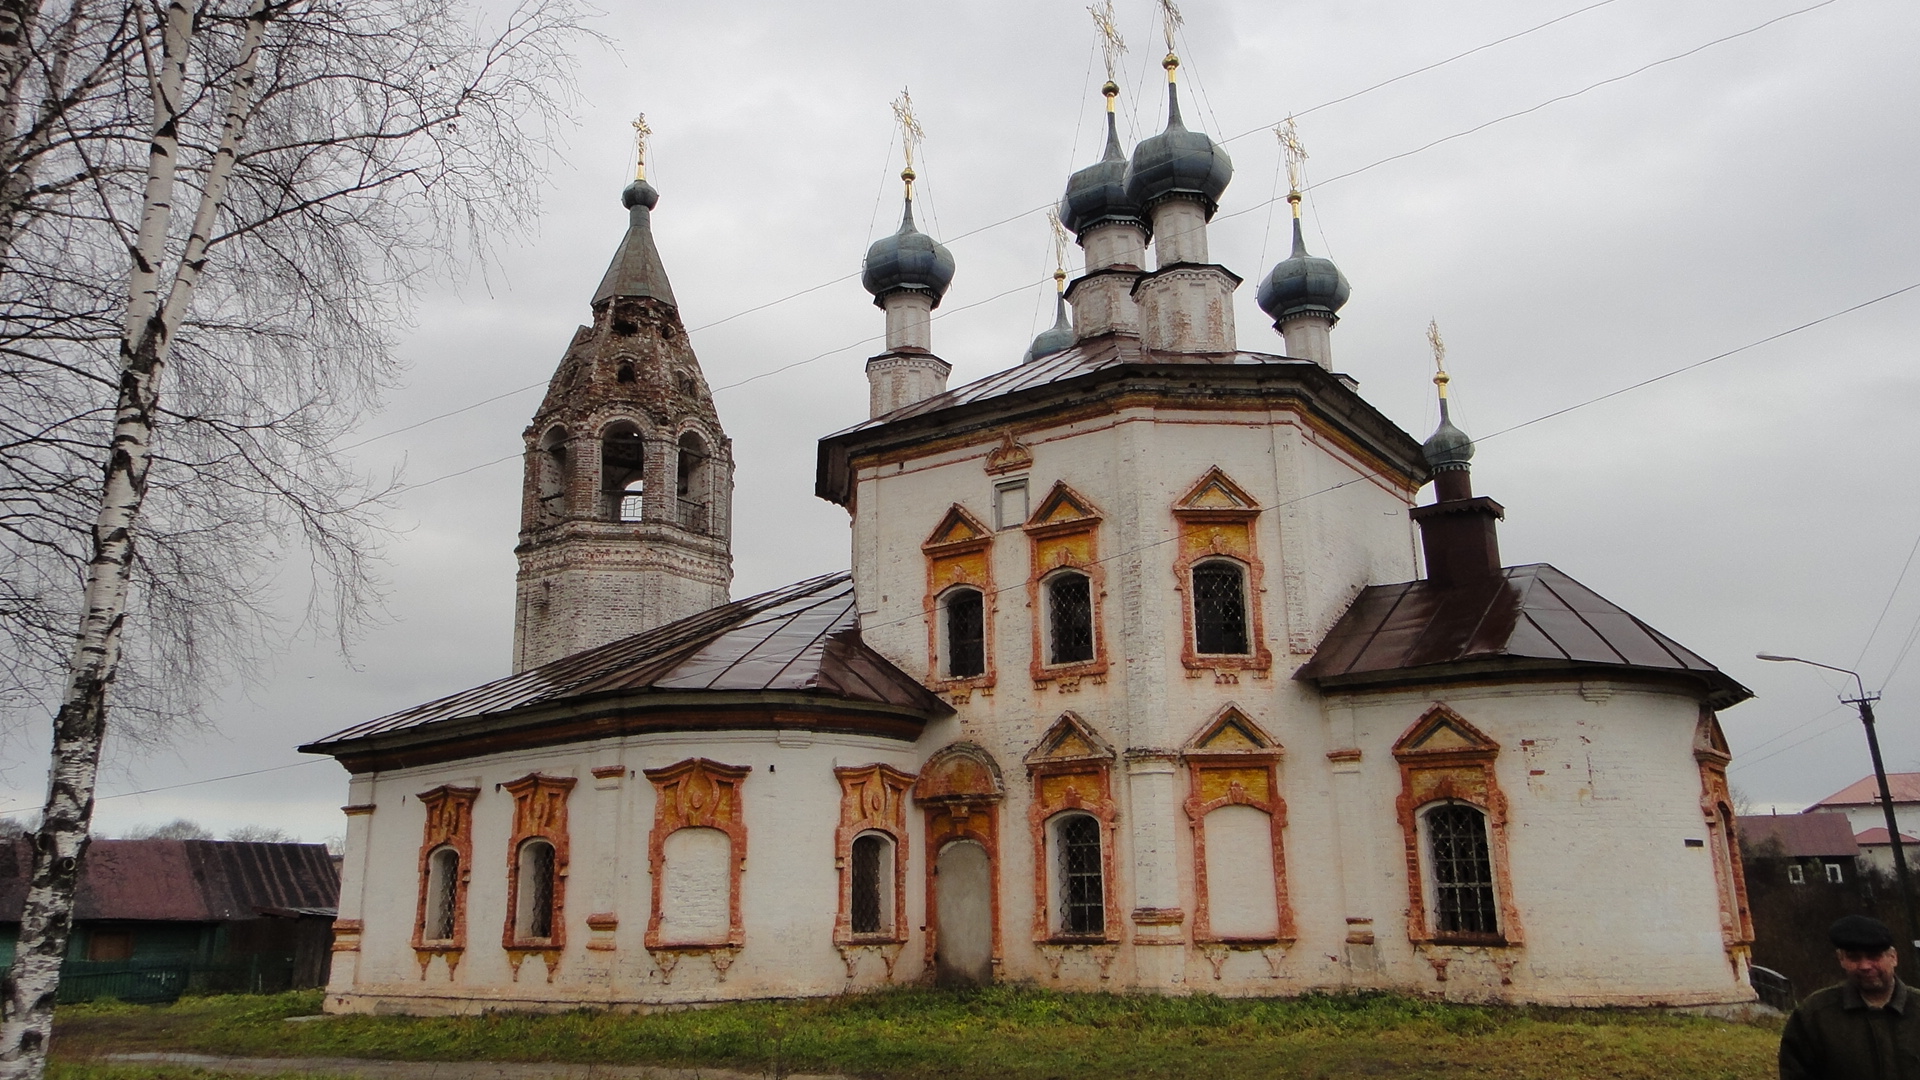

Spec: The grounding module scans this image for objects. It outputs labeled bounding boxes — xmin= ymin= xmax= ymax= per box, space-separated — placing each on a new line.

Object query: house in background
xmin=1738 ymin=813 xmax=1860 ymax=887
xmin=1806 ymin=773 xmax=1920 ymax=842
xmin=1851 ymin=827 xmax=1920 ymax=876
xmin=0 ymin=838 xmax=339 ymax=997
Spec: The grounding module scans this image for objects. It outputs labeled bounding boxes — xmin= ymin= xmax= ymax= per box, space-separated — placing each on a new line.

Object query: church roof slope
xmin=303 ymin=572 xmax=950 ymax=756
xmin=817 ymin=334 xmax=1429 ymax=505
xmin=1297 ymin=563 xmax=1751 ymax=708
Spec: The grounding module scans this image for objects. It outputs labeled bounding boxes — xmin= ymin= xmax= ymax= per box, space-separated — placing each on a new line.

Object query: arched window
xmin=1424 ymin=804 xmax=1497 ymax=937
xmin=1191 ymin=560 xmax=1250 ymax=655
xmin=601 ymin=421 xmax=646 ymax=522
xmin=536 ymin=427 xmax=569 ymax=518
xmin=676 ymin=432 xmax=710 ymax=532
xmin=1053 ymin=813 xmax=1104 ymax=936
xmin=514 ymin=839 xmax=557 ymax=940
xmin=942 ymin=587 xmax=985 ymax=678
xmin=1045 ymin=571 xmax=1094 ymax=665
xmin=849 ymin=832 xmax=895 ymax=936
xmin=423 ymin=846 xmax=460 ymax=942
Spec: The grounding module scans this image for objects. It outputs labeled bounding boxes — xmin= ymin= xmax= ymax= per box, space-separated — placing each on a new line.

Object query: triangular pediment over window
xmin=1025 ymin=711 xmax=1115 ymax=766
xmin=1184 ymin=705 xmax=1280 ymax=755
xmin=1175 ymin=467 xmax=1260 ymax=514
xmin=1393 ymin=705 xmax=1498 ymax=758
xmin=923 ymin=504 xmax=992 ymax=550
xmin=1025 ymin=482 xmax=1101 ymax=529
xmin=1694 ymin=711 xmax=1731 ymax=760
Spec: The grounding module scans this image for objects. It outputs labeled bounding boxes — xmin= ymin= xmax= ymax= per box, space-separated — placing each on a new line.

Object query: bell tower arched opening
xmin=601 ymin=420 xmax=646 ymax=522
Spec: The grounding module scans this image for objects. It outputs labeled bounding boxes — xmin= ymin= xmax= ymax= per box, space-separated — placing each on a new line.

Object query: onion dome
xmin=1060 ymin=82 xmax=1145 ymax=238
xmin=1423 ymin=403 xmax=1474 ymax=472
xmin=862 ymin=172 xmax=956 ymax=310
xmin=1257 ymin=211 xmax=1351 ymax=324
xmin=620 ymin=177 xmax=658 ymax=211
xmin=1124 ymin=60 xmax=1233 ymax=217
xmin=1023 ymin=281 xmax=1074 ymax=364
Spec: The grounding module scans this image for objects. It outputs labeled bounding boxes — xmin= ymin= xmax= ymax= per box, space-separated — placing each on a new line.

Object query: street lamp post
xmin=1758 ymin=653 xmax=1919 ymax=970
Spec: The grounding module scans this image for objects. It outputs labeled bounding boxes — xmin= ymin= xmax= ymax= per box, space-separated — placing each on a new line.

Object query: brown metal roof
xmin=303 ymin=572 xmax=950 ymax=753
xmin=1811 ymin=773 xmax=1920 ymax=809
xmin=1296 ymin=563 xmax=1751 ymax=708
xmin=0 ymin=839 xmax=338 ymax=923
xmin=1738 ymin=813 xmax=1861 ymax=859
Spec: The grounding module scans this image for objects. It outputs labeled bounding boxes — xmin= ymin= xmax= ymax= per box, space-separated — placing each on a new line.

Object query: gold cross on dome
xmin=1427 ymin=319 xmax=1451 ymax=397
xmin=1276 ymin=117 xmax=1307 ymax=195
xmin=630 ymin=113 xmax=651 ymax=180
xmin=1089 ymin=0 xmax=1127 ymax=82
xmin=891 ymin=88 xmax=925 ymax=173
xmin=1157 ymin=0 xmax=1184 ymax=54
xmin=1048 ymin=207 xmax=1071 ymax=279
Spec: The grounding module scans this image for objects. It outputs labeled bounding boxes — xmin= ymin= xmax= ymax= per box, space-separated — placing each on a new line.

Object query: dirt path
xmin=101 ymin=1052 xmax=848 ymax=1080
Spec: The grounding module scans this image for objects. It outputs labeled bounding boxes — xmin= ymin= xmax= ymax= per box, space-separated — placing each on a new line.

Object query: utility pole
xmin=1759 ymin=653 xmax=1919 ymax=976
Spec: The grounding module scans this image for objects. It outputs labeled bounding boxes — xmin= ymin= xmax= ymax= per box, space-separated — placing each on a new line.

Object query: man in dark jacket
xmin=1780 ymin=915 xmax=1920 ymax=1078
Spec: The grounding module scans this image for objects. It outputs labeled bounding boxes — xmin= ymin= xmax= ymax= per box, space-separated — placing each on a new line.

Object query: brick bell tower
xmin=512 ymin=122 xmax=733 ymax=672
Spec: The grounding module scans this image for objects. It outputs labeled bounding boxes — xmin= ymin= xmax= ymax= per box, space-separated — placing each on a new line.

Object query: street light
xmin=1757 ymin=652 xmax=1919 ymax=965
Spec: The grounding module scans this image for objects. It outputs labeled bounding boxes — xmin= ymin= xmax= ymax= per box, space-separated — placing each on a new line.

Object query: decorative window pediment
xmin=1175 ymin=467 xmax=1261 ymax=515
xmin=984 ymin=433 xmax=1034 ymax=476
xmin=500 ymin=774 xmax=575 ymax=976
xmin=644 ymin=758 xmax=751 ymax=952
xmin=924 ymin=504 xmax=993 ymax=552
xmin=1024 ymin=482 xmax=1102 ymax=534
xmin=1394 ymin=706 xmax=1499 ymax=759
xmin=1025 ymin=711 xmax=1116 ymax=767
xmin=413 ymin=785 xmax=477 ymax=974
xmin=1184 ymin=705 xmax=1281 ymax=759
xmin=834 ymin=764 xmax=915 ymax=949
xmin=1693 ymin=711 xmax=1731 ymax=763
xmin=915 ymin=741 xmax=1006 ymax=805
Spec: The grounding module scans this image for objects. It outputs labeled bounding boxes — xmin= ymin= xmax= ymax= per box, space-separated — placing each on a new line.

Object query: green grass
xmin=53 ymin=987 xmax=1783 ymax=1079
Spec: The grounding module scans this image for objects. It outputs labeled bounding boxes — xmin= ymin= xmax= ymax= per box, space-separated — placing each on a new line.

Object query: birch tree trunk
xmin=0 ymin=3 xmax=272 ymax=1075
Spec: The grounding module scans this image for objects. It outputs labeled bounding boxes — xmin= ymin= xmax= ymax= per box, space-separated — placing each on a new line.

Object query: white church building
xmin=303 ymin=57 xmax=1758 ymax=1013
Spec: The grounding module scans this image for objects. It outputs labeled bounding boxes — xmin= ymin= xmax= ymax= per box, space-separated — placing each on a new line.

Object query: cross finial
xmin=1427 ymin=319 xmax=1450 ymax=400
xmin=891 ymin=87 xmax=925 ymax=191
xmin=1277 ymin=117 xmax=1307 ymax=195
xmin=1089 ymin=0 xmax=1127 ymax=84
xmin=630 ymin=113 xmax=651 ymax=181
xmin=1048 ymin=207 xmax=1071 ymax=289
xmin=1157 ymin=0 xmax=1183 ymax=76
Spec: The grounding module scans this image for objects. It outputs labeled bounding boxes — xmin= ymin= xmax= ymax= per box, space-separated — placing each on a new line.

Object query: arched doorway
xmin=915 ymin=742 xmax=1004 ymax=987
xmin=935 ymin=840 xmax=993 ymax=985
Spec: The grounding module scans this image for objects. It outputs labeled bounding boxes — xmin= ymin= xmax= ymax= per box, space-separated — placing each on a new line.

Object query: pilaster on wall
xmin=1391 ymin=707 xmax=1522 ymax=948
xmin=412 ymin=786 xmax=477 ymax=977
xmin=1025 ymin=714 xmax=1122 ymax=945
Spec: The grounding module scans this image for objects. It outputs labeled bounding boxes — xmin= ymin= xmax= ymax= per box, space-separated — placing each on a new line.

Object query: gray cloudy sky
xmin=5 ymin=0 xmax=1917 ymax=841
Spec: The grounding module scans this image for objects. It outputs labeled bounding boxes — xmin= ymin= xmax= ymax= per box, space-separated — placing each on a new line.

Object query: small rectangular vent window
xmin=994 ymin=481 xmax=1028 ymax=530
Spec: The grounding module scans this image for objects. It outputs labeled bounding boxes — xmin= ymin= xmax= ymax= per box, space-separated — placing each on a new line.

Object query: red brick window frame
xmin=915 ymin=742 xmax=1006 ymax=974
xmin=1172 ymin=468 xmax=1272 ymax=674
xmin=1183 ymin=708 xmax=1295 ymax=945
xmin=644 ymin=758 xmax=751 ymax=950
xmin=1023 ymin=483 xmax=1108 ymax=686
xmin=501 ymin=774 xmax=575 ymax=969
xmin=834 ymin=764 xmax=916 ymax=945
xmin=923 ymin=505 xmax=996 ymax=693
xmin=1392 ymin=706 xmax=1523 ymax=947
xmin=413 ymin=785 xmax=477 ymax=969
xmin=1695 ymin=710 xmax=1755 ymax=948
xmin=1025 ymin=713 xmax=1121 ymax=944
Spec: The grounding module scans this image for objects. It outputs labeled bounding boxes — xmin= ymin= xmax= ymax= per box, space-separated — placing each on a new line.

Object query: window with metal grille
xmin=1192 ymin=561 xmax=1249 ymax=654
xmin=516 ymin=839 xmax=556 ymax=940
xmin=1057 ymin=814 xmax=1104 ymax=936
xmin=850 ymin=833 xmax=890 ymax=935
xmin=945 ymin=589 xmax=985 ymax=678
xmin=1427 ymin=804 xmax=1497 ymax=937
xmin=619 ymin=483 xmax=645 ymax=522
xmin=1047 ymin=573 xmax=1093 ymax=665
xmin=424 ymin=847 xmax=459 ymax=941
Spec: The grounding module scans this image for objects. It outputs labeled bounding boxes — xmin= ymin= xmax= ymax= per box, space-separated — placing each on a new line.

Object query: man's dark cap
xmin=1831 ymin=915 xmax=1896 ymax=951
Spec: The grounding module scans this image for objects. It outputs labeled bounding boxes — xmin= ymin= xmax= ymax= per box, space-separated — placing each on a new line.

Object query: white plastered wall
xmin=324 ymin=729 xmax=921 ymax=1014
